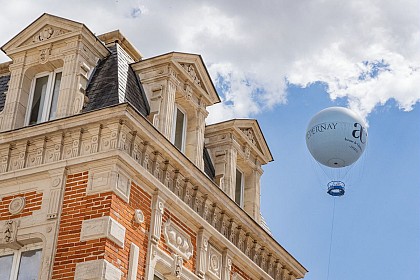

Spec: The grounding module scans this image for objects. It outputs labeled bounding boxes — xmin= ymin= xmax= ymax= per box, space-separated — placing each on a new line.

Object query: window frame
xmin=25 ymin=69 xmax=63 ymax=126
xmin=235 ymin=168 xmax=245 ymax=207
xmin=0 ymin=242 xmax=43 ymax=280
xmin=171 ymin=105 xmax=187 ymax=152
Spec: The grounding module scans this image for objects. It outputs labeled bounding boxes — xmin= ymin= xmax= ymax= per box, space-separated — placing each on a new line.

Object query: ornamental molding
xmin=163 ymin=220 xmax=193 ymax=260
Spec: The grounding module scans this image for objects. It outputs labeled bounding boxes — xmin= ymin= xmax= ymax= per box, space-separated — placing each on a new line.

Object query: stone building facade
xmin=0 ymin=14 xmax=307 ymax=280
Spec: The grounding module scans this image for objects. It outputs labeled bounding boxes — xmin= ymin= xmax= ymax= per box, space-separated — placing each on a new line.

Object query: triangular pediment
xmin=134 ymin=52 xmax=220 ymax=106
xmin=19 ymin=24 xmax=71 ymax=47
xmin=205 ymin=119 xmax=273 ymax=164
xmin=172 ymin=53 xmax=221 ymax=105
xmin=2 ymin=13 xmax=85 ymax=54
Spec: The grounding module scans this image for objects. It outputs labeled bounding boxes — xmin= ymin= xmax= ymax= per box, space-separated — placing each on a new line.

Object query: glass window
xmin=0 ymin=254 xmax=13 ymax=280
xmin=48 ymin=72 xmax=62 ymax=120
xmin=173 ymin=107 xmax=186 ymax=151
xmin=0 ymin=245 xmax=42 ymax=280
xmin=235 ymin=169 xmax=244 ymax=207
xmin=29 ymin=76 xmax=49 ymax=125
xmin=17 ymin=249 xmax=42 ymax=280
xmin=27 ymin=70 xmax=62 ymax=125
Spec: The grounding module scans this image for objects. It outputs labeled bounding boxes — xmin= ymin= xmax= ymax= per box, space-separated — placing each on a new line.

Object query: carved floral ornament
xmin=180 ymin=63 xmax=202 ymax=87
xmin=32 ymin=26 xmax=65 ymax=43
xmin=240 ymin=128 xmax=256 ymax=145
xmin=163 ymin=220 xmax=193 ymax=260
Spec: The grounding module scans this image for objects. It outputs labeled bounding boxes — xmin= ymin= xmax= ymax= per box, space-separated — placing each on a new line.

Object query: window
xmin=26 ymin=70 xmax=62 ymax=125
xmin=0 ymin=244 xmax=42 ymax=280
xmin=235 ymin=169 xmax=244 ymax=207
xmin=172 ymin=107 xmax=186 ymax=152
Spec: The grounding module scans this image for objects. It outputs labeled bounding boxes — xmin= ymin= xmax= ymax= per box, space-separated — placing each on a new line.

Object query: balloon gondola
xmin=306 ymin=107 xmax=368 ymax=196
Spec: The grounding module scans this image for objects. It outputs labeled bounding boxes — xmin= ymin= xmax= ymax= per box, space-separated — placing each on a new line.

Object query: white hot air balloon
xmin=306 ymin=107 xmax=368 ymax=196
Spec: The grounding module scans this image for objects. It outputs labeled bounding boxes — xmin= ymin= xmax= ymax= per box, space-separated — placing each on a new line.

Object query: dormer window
xmin=172 ymin=106 xmax=187 ymax=152
xmin=235 ymin=168 xmax=244 ymax=207
xmin=26 ymin=70 xmax=62 ymax=125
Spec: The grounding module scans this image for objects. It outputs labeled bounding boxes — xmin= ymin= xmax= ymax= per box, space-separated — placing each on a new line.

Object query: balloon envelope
xmin=306 ymin=107 xmax=368 ymax=168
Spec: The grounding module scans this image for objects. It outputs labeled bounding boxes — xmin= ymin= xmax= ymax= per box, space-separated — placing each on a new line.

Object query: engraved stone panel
xmin=87 ymin=168 xmax=131 ymax=202
xmin=74 ymin=259 xmax=122 ymax=280
xmin=80 ymin=216 xmax=125 ymax=248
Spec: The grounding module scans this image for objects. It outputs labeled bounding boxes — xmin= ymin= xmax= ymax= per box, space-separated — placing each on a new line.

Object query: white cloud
xmin=0 ymin=0 xmax=418 ymax=122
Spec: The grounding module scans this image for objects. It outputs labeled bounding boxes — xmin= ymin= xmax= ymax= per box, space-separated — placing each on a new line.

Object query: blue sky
xmin=0 ymin=1 xmax=419 ymax=279
xmin=259 ymin=83 xmax=420 ymax=279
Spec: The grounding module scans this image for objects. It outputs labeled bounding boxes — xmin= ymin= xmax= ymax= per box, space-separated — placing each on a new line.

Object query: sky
xmin=0 ymin=1 xmax=419 ymax=279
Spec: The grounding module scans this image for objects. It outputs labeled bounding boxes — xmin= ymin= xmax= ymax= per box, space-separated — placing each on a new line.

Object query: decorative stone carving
xmin=74 ymin=259 xmax=122 ymax=280
xmin=196 ymin=228 xmax=210 ymax=278
xmin=0 ymin=220 xmax=21 ymax=249
xmin=163 ymin=220 xmax=193 ymax=260
xmin=8 ymin=197 xmax=25 ymax=215
xmin=39 ymin=47 xmax=51 ymax=64
xmin=207 ymin=244 xmax=222 ymax=279
xmin=80 ymin=216 xmax=126 ymax=248
xmin=222 ymin=250 xmax=233 ymax=280
xmin=150 ymin=195 xmax=165 ymax=244
xmin=172 ymin=254 xmax=183 ymax=279
xmin=180 ymin=63 xmax=201 ymax=87
xmin=240 ymin=128 xmax=256 ymax=145
xmin=32 ymin=26 xmax=65 ymax=43
xmin=133 ymin=209 xmax=144 ymax=224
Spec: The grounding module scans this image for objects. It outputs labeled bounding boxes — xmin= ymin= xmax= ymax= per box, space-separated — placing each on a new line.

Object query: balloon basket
xmin=327 ymin=181 xmax=345 ymax=196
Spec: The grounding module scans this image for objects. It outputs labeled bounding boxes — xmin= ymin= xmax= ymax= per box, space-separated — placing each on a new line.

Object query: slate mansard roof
xmin=84 ymin=44 xmax=150 ymax=116
xmin=84 ymin=44 xmax=216 ymax=180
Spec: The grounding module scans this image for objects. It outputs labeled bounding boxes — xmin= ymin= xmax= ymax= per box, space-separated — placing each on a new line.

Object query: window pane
xmin=29 ymin=76 xmax=49 ymax=125
xmin=174 ymin=108 xmax=185 ymax=151
xmin=17 ymin=249 xmax=42 ymax=280
xmin=153 ymin=275 xmax=162 ymax=280
xmin=235 ymin=169 xmax=243 ymax=206
xmin=0 ymin=254 xmax=13 ymax=280
xmin=48 ymin=72 xmax=62 ymax=120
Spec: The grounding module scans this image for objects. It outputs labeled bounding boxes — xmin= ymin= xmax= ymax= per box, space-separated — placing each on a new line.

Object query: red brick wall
xmin=0 ymin=191 xmax=43 ymax=220
xmin=160 ymin=209 xmax=197 ymax=273
xmin=106 ymin=181 xmax=151 ymax=279
xmin=51 ymin=172 xmax=112 ymax=279
xmin=232 ymin=264 xmax=254 ymax=280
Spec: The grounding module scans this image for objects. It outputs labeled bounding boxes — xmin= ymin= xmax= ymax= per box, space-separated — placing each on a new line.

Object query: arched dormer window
xmin=25 ymin=69 xmax=62 ymax=125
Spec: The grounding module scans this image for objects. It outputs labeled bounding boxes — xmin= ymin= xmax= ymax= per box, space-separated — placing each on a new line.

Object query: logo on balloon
xmin=352 ymin=123 xmax=366 ymax=144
